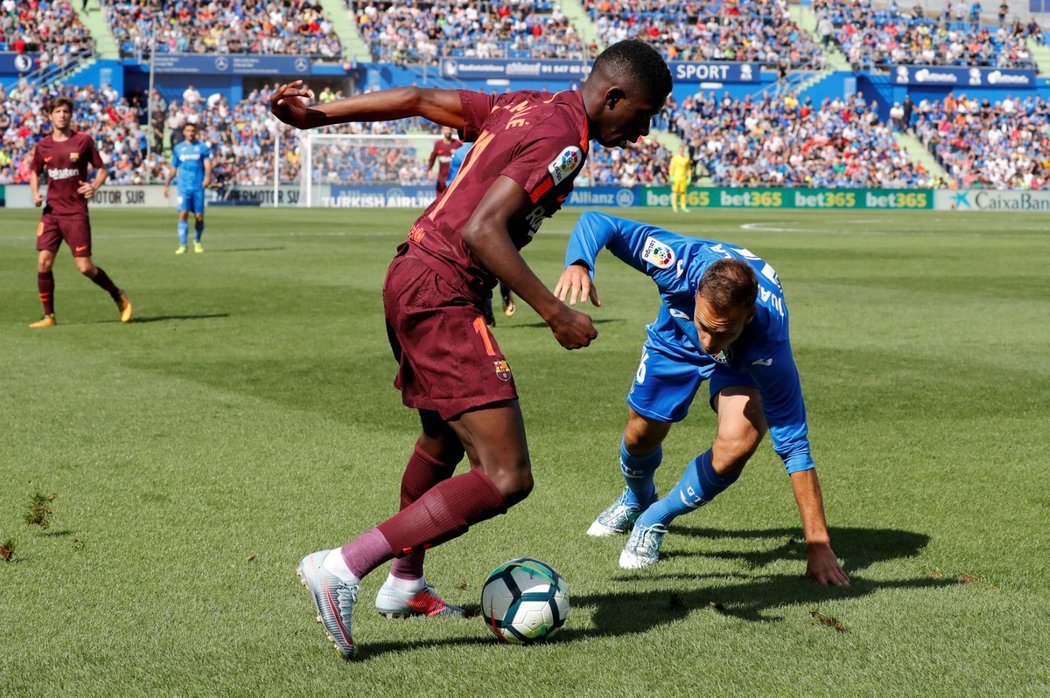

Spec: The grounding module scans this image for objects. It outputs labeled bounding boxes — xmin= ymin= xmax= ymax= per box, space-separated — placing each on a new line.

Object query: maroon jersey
xmin=30 ymin=132 xmax=102 ymax=216
xmin=428 ymin=137 xmax=462 ymax=190
xmin=407 ymin=89 xmax=589 ymax=292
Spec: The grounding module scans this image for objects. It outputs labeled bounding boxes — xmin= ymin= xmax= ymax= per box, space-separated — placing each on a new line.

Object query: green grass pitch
xmin=1 ymin=206 xmax=1048 ymax=696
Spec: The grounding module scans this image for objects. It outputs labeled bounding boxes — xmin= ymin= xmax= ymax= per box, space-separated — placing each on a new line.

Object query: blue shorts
xmin=176 ymin=189 xmax=205 ymax=215
xmin=626 ymin=338 xmax=758 ymax=423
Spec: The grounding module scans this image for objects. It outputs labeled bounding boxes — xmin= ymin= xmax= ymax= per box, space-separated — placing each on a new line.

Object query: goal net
xmin=298 ymin=132 xmax=442 ymax=208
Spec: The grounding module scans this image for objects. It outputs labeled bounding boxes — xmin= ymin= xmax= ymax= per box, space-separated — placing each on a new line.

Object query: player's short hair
xmin=48 ymin=96 xmax=74 ymax=114
xmin=592 ymin=40 xmax=672 ymax=102
xmin=183 ymin=122 xmax=197 ymax=130
xmin=698 ymin=259 xmax=758 ymax=315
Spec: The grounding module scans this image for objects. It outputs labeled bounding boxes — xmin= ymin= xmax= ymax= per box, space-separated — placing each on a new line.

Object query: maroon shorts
xmin=37 ymin=212 xmax=92 ymax=257
xmin=383 ymin=250 xmax=517 ymax=421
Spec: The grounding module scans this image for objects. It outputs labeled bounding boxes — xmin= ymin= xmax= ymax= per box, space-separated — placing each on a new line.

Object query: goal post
xmin=299 ymin=132 xmax=442 ymax=208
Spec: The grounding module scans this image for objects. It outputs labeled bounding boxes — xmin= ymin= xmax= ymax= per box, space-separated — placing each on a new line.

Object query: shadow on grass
xmin=207 ymin=247 xmax=286 ymax=253
xmin=130 ymin=313 xmax=231 ymax=324
xmin=353 ymin=525 xmax=953 ymax=660
xmin=504 ymin=317 xmax=622 ymax=330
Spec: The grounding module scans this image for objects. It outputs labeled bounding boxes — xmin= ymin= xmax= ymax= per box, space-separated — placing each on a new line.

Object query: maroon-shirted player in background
xmin=271 ymin=40 xmax=671 ymax=659
xmin=28 ymin=97 xmax=132 ymax=328
xmin=427 ymin=125 xmax=462 ymax=194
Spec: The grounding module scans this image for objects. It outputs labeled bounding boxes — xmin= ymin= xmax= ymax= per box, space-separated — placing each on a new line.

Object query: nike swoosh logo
xmin=75 ymin=246 xmax=88 ymax=252
xmin=752 ymin=358 xmax=773 ymax=367
xmin=669 ymin=308 xmax=690 ymax=320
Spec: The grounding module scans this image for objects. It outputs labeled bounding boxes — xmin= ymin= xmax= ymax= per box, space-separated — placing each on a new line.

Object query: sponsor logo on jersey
xmin=47 ymin=167 xmax=79 ymax=180
xmin=642 ymin=236 xmax=675 ymax=269
xmin=547 ymin=146 xmax=583 ymax=185
xmin=493 ymin=359 xmax=511 ymax=382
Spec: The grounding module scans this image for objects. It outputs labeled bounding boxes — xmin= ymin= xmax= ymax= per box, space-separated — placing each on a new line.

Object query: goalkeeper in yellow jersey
xmin=668 ymin=143 xmax=692 ymax=213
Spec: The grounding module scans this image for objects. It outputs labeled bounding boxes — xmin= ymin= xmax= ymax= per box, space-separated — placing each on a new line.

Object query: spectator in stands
xmin=890 ymin=102 xmax=905 ymax=132
xmin=183 ymin=84 xmax=202 ymax=108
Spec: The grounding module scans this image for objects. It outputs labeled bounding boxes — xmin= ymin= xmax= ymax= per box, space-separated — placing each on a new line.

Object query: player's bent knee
xmin=624 ymin=412 xmax=670 ymax=454
xmin=712 ymin=433 xmax=761 ymax=477
xmin=488 ymin=467 xmax=534 ymax=506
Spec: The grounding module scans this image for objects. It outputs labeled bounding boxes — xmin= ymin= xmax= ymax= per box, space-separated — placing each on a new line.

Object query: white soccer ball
xmin=481 ymin=557 xmax=569 ymax=644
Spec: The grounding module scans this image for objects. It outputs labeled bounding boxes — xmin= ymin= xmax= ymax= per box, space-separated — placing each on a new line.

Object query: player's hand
xmin=33 ymin=193 xmax=43 ymax=207
xmin=271 ymin=80 xmax=315 ymax=128
xmin=547 ymin=304 xmax=597 ymax=350
xmin=77 ymin=182 xmax=96 ymax=199
xmin=805 ymin=542 xmax=850 ymax=586
xmin=162 ymin=186 xmax=169 ymax=198
xmin=554 ymin=263 xmax=601 ymax=308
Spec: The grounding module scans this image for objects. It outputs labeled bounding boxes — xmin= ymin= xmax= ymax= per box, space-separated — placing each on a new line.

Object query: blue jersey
xmin=565 ymin=212 xmax=813 ymax=473
xmin=446 ymin=142 xmax=472 ymax=184
xmin=171 ymin=140 xmax=211 ymax=191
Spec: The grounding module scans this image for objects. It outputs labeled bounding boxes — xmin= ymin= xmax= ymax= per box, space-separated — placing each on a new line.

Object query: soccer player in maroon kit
xmin=28 ymin=97 xmax=132 ymax=328
xmin=426 ymin=126 xmax=462 ymax=194
xmin=271 ymin=40 xmax=671 ymax=659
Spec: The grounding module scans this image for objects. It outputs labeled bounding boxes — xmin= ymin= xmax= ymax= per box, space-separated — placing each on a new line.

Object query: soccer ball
xmin=481 ymin=557 xmax=569 ymax=644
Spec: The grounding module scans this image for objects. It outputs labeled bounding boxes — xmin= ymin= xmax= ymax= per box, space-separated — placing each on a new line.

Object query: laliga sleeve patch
xmin=641 ymin=236 xmax=676 ymax=269
xmin=547 ymin=146 xmax=583 ymax=185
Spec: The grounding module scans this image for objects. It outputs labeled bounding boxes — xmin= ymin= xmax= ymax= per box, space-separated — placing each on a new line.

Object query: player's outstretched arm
xmin=461 ymin=177 xmax=597 ymax=351
xmin=270 ymin=81 xmax=465 ymax=130
xmin=554 ymin=264 xmax=601 ymax=308
xmin=790 ymin=469 xmax=850 ymax=586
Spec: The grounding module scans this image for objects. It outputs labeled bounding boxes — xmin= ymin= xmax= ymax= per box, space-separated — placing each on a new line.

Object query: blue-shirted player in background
xmin=555 ymin=212 xmax=849 ymax=584
xmin=164 ymin=122 xmax=212 ymax=255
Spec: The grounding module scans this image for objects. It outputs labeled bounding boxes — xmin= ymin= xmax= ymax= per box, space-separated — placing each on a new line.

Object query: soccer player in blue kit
xmin=164 ymin=123 xmax=212 ymax=254
xmin=555 ymin=212 xmax=850 ymax=584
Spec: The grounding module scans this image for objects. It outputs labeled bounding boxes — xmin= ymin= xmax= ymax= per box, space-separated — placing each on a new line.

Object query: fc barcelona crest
xmin=69 ymin=151 xmax=80 ymax=162
xmin=493 ymin=360 xmax=511 ymax=382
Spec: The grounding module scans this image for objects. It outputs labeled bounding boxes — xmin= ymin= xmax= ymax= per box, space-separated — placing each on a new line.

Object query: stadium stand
xmin=912 ymin=93 xmax=1050 ymax=188
xmin=348 ymin=0 xmax=588 ymax=63
xmin=0 ymin=80 xmax=155 ymax=185
xmin=2 ymin=1 xmax=1048 ymax=192
xmin=98 ymin=0 xmax=343 ymax=58
xmin=667 ymin=90 xmax=936 ymax=188
xmin=0 ymin=0 xmax=95 ymax=65
xmin=813 ymin=0 xmax=1041 ymax=69
xmin=583 ymin=0 xmax=826 ymax=69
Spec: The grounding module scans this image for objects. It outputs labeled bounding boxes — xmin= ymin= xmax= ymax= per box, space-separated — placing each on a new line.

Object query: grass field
xmin=1 ymin=206 xmax=1048 ymax=697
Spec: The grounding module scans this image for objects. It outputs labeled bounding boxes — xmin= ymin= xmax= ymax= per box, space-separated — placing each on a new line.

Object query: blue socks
xmin=637 ymin=450 xmax=738 ymax=528
xmin=620 ymin=437 xmax=662 ymax=508
xmin=194 ymin=220 xmax=204 ymax=242
xmin=178 ymin=219 xmax=189 ymax=246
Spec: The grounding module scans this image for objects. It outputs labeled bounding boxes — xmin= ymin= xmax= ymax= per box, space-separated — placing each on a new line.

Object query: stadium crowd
xmin=584 ymin=0 xmax=825 ymax=69
xmin=0 ymin=80 xmax=157 ymax=185
xmin=912 ymin=92 xmax=1050 ymax=189
xmin=349 ymin=0 xmax=587 ymax=63
xmin=4 ymin=78 xmax=1050 ymax=192
xmin=0 ymin=0 xmax=95 ymax=68
xmin=813 ymin=0 xmax=1042 ymax=69
xmin=100 ymin=0 xmax=343 ymax=58
xmin=668 ymin=90 xmax=934 ymax=188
